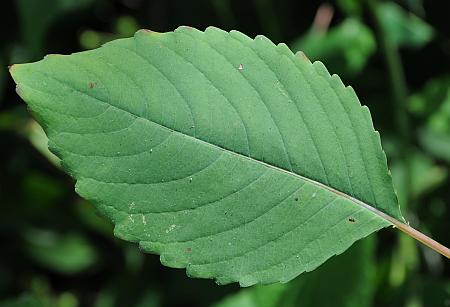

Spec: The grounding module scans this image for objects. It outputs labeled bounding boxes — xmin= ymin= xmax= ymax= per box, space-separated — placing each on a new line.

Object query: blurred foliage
xmin=291 ymin=18 xmax=376 ymax=77
xmin=24 ymin=229 xmax=98 ymax=275
xmin=409 ymin=75 xmax=450 ymax=118
xmin=79 ymin=16 xmax=139 ymax=50
xmin=0 ymin=0 xmax=449 ymax=306
xmin=391 ymin=149 xmax=447 ymax=209
xmin=376 ymin=2 xmax=434 ymax=48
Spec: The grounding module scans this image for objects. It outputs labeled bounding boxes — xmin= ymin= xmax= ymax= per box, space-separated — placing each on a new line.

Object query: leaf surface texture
xmin=11 ymin=26 xmax=402 ymax=286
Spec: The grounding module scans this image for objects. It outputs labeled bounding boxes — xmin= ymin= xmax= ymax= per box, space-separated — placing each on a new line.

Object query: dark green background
xmin=0 ymin=0 xmax=449 ymax=306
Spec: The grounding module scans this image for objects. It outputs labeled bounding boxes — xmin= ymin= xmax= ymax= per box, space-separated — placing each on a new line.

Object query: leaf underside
xmin=214 ymin=239 xmax=376 ymax=307
xmin=10 ymin=26 xmax=402 ymax=286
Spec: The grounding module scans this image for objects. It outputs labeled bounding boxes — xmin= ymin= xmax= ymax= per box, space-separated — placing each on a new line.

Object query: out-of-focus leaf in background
xmin=291 ymin=18 xmax=376 ymax=78
xmin=409 ymin=75 xmax=450 ymax=118
xmin=419 ymin=129 xmax=450 ymax=164
xmin=376 ymin=2 xmax=434 ymax=48
xmin=391 ymin=150 xmax=447 ymax=209
xmin=23 ymin=229 xmax=98 ymax=275
xmin=414 ymin=76 xmax=450 ymax=163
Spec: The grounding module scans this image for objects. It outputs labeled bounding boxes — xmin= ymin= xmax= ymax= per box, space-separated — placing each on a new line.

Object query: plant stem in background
xmin=366 ymin=0 xmax=412 ymax=207
xmin=312 ymin=3 xmax=334 ymax=32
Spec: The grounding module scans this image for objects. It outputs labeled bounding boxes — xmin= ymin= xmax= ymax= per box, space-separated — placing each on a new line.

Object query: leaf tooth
xmin=229 ymin=30 xmax=253 ymax=43
xmin=185 ymin=262 xmax=216 ymax=280
xmin=237 ymin=275 xmax=259 ymax=287
xmin=254 ymin=34 xmax=276 ymax=47
xmin=139 ymin=241 xmax=164 ymax=255
xmin=313 ymin=61 xmax=367 ymax=113
xmin=176 ymin=25 xmax=203 ymax=35
xmin=160 ymin=253 xmax=187 ymax=269
xmin=295 ymin=51 xmax=311 ymax=63
xmin=276 ymin=43 xmax=295 ymax=57
xmin=204 ymin=25 xmax=226 ymax=35
xmin=311 ymin=61 xmax=401 ymax=219
xmin=113 ymin=221 xmax=139 ymax=243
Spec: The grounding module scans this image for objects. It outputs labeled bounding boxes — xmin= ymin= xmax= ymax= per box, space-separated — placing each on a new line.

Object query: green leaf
xmin=213 ymin=239 xmax=377 ymax=307
xmin=10 ymin=27 xmax=402 ymax=286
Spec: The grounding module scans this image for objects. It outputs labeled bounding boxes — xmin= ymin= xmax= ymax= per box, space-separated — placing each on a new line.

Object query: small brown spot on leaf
xmin=186 ymin=248 xmax=192 ymax=253
xmin=348 ymin=218 xmax=356 ymax=223
xmin=89 ymin=82 xmax=96 ymax=89
xmin=238 ymin=63 xmax=244 ymax=71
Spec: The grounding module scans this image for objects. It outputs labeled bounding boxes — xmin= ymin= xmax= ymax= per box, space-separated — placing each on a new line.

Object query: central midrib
xmin=13 ymin=63 xmax=399 ymax=228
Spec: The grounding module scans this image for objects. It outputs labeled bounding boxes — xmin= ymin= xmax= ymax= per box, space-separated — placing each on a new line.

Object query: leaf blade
xmin=10 ymin=26 xmax=401 ymax=285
